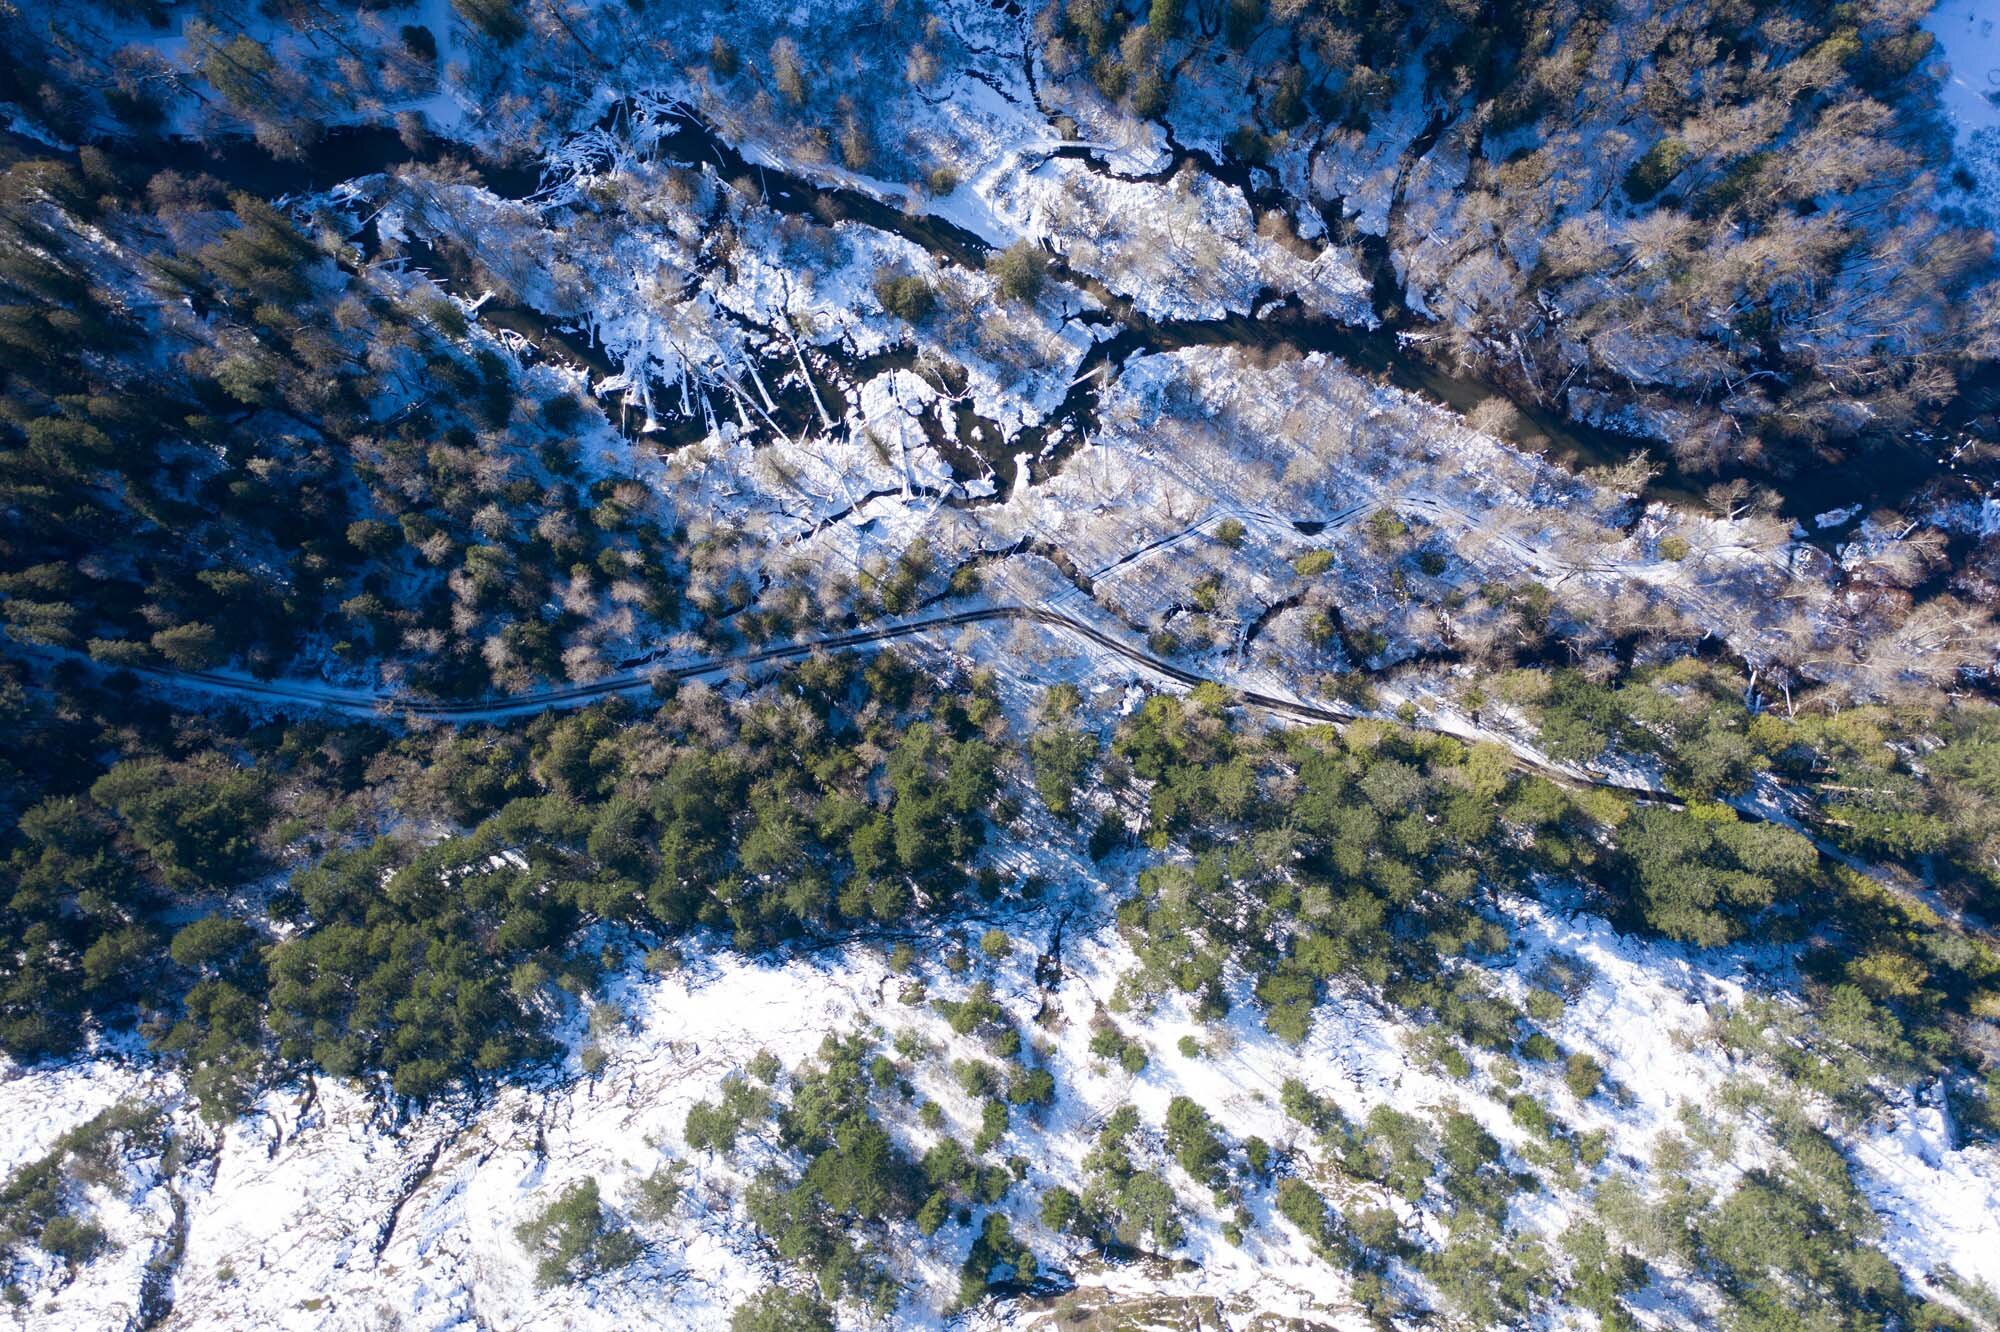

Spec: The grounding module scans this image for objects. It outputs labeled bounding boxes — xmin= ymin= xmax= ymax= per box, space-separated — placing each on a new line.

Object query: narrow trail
xmin=26 ymin=601 xmax=1988 ymax=944
xmin=2 ymin=603 xmax=1678 ymax=807
xmin=0 ymin=466 xmax=1790 ymax=795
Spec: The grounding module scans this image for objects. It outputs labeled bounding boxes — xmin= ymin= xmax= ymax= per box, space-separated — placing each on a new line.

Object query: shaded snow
xmin=1927 ymin=0 xmax=2000 ymax=222
xmin=12 ymin=872 xmax=1995 ymax=1329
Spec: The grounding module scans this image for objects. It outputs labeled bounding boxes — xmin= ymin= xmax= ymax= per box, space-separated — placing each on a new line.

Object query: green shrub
xmin=986 ymin=241 xmax=1049 ymax=301
xmin=729 ymin=1286 xmax=834 ymax=1332
xmin=1625 ymin=137 xmax=1693 ymax=202
xmin=873 ymin=272 xmax=935 ymax=322
xmin=513 ymin=1179 xmax=640 ymax=1288
xmin=1520 ymin=1031 xmax=1560 ymax=1063
xmin=958 ymin=1211 xmax=1036 ymax=1306
xmin=954 ymin=1059 xmax=1000 ymax=1098
xmin=1365 ymin=509 xmax=1408 ymax=547
xmin=974 ymin=1098 xmax=1009 ymax=1153
xmin=1565 ymin=1052 xmax=1604 ymax=1099
xmin=685 ymin=1074 xmax=770 ymax=1153
xmin=1039 ymin=1185 xmax=1081 ymax=1232
xmin=630 ymin=1166 xmax=682 ymax=1223
xmin=1007 ymin=1066 xmax=1056 ymax=1106
xmin=1244 ymin=1136 xmax=1271 ymax=1175
xmin=1508 ymin=1093 xmax=1551 ymax=1137
xmin=1164 ymin=1096 xmax=1225 ymax=1183
xmin=1274 ymin=1177 xmax=1339 ymax=1253
xmin=36 ymin=1213 xmax=108 ymax=1265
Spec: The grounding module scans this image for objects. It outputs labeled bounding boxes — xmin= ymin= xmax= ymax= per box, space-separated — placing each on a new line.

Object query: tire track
xmin=15 ymin=602 xmax=1986 ymax=942
xmin=6 ymin=605 xmax=1659 ymax=801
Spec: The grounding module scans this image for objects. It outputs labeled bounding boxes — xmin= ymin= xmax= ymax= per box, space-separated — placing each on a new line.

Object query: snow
xmin=0 ymin=1056 xmax=163 ymax=1178
xmin=6 ymin=3 xmax=1999 ymax=1324
xmin=1853 ymin=1085 xmax=2000 ymax=1298
xmin=878 ymin=74 xmax=1042 ymax=250
xmin=1309 ymin=68 xmax=1434 ymax=237
xmin=1927 ymin=0 xmax=2000 ymax=221
xmin=993 ymin=158 xmax=1369 ymax=324
xmin=8 ymin=787 xmax=2000 ymax=1328
xmin=1929 ymin=0 xmax=2000 ymax=140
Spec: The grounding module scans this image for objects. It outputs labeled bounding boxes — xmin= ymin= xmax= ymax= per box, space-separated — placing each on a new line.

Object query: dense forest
xmin=6 ymin=637 xmax=2000 ymax=1322
xmin=0 ymin=149 xmax=683 ymax=695
xmin=1 ymin=0 xmax=1998 ymax=1328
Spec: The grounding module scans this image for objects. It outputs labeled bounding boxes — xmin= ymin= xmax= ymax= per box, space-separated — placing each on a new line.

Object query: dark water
xmin=626 ymin=103 xmax=1988 ymax=525
xmin=48 ymin=122 xmax=548 ymax=201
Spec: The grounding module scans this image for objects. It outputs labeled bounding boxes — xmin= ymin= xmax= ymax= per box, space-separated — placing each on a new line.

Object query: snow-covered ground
xmin=4 ymin=5 xmax=1997 ymax=1328
xmin=1928 ymin=0 xmax=2000 ymax=223
xmin=1929 ymin=0 xmax=2000 ymax=145
xmin=9 ymin=874 xmax=1996 ymax=1330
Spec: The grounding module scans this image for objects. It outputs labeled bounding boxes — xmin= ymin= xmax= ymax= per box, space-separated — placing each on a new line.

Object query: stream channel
xmin=50 ymin=102 xmax=1996 ymax=529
